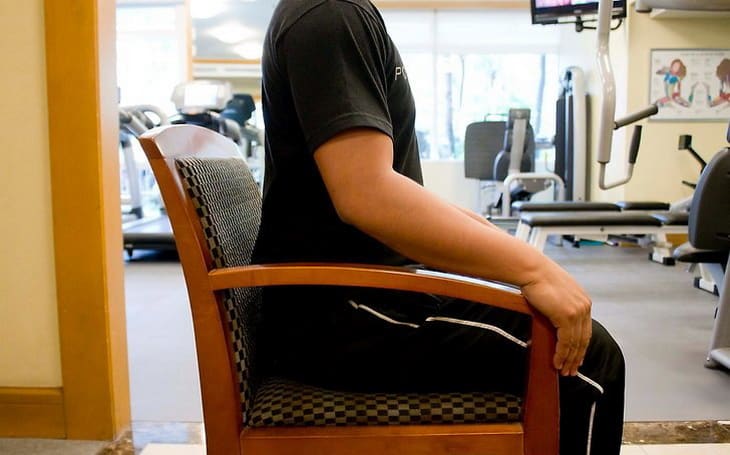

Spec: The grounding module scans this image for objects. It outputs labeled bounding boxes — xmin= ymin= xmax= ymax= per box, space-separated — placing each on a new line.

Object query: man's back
xmin=253 ymin=0 xmax=422 ymax=266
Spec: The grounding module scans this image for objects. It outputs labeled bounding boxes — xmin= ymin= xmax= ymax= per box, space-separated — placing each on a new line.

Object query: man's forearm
xmin=452 ymin=204 xmax=498 ymax=229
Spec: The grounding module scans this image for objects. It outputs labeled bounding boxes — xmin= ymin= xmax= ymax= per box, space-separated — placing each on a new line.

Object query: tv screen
xmin=531 ymin=0 xmax=626 ymax=24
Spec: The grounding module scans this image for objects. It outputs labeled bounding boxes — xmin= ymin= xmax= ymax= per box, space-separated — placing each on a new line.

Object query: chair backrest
xmin=137 ymin=124 xmax=262 ymax=450
xmin=689 ymin=147 xmax=730 ymax=251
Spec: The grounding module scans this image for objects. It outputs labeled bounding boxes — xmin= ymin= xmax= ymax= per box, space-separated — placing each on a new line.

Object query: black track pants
xmin=265 ymin=287 xmax=626 ymax=455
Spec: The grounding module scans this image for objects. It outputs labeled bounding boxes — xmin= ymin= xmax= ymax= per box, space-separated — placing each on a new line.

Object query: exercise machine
xmin=464 ymin=109 xmax=566 ymax=217
xmin=171 ymin=80 xmax=264 ymax=184
xmin=673 ymin=123 xmax=730 ymax=370
xmin=555 ymin=67 xmax=588 ymax=202
xmin=119 ymin=105 xmax=176 ymax=257
xmin=122 ymin=82 xmax=264 ymax=257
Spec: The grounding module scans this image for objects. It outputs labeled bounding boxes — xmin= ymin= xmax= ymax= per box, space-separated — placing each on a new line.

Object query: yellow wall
xmin=624 ymin=10 xmax=730 ymax=203
xmin=0 ymin=0 xmax=62 ymax=386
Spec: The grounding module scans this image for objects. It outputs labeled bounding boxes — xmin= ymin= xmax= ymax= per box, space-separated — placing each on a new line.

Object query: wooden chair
xmin=137 ymin=124 xmax=559 ymax=455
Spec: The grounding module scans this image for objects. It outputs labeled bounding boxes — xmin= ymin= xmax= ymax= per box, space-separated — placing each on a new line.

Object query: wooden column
xmin=44 ymin=0 xmax=130 ymax=440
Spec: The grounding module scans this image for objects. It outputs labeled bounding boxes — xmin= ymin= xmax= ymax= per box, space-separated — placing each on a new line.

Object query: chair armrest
xmin=209 ymin=262 xmax=559 ymax=452
xmin=207 ymin=262 xmax=532 ymax=315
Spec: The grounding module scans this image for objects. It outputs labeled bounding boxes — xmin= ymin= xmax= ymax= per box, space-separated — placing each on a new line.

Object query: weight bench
xmin=511 ymin=200 xmax=670 ymax=214
xmin=515 ymin=211 xmax=687 ymax=261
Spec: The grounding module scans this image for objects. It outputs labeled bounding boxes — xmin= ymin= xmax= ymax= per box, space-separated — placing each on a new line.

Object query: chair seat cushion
xmin=248 ymin=378 xmax=521 ymax=427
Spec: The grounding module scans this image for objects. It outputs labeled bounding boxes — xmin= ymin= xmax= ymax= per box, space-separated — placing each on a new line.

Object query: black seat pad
xmin=520 ymin=211 xmax=663 ymax=227
xmin=651 ymin=211 xmax=689 ymax=226
xmin=673 ymin=242 xmax=730 ymax=265
xmin=511 ymin=201 xmax=620 ymax=212
xmin=616 ymin=201 xmax=671 ymax=211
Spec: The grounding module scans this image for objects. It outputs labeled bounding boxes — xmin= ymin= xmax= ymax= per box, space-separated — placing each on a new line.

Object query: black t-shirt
xmin=252 ymin=0 xmax=423 ymax=266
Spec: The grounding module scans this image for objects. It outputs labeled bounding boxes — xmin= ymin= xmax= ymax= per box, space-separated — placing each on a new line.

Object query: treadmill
xmin=119 ymin=105 xmax=176 ymax=257
xmin=121 ymin=81 xmax=261 ymax=257
xmin=123 ymin=214 xmax=176 ymax=256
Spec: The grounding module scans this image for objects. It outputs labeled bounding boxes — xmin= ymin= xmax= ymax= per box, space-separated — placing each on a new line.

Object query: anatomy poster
xmin=649 ymin=49 xmax=730 ymax=121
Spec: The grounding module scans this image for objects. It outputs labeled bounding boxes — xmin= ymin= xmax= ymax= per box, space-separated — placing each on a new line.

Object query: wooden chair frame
xmin=138 ymin=124 xmax=559 ymax=455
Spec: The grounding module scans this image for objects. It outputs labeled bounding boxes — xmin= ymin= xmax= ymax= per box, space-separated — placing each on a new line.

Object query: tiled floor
xmin=137 ymin=442 xmax=730 ymax=454
xmin=139 ymin=444 xmax=203 ymax=454
xmin=622 ymin=444 xmax=730 ymax=454
xmin=3 ymin=424 xmax=730 ymax=455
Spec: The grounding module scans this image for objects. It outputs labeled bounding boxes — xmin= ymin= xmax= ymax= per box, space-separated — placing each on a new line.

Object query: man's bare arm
xmin=314 ymin=128 xmax=591 ymax=376
xmin=452 ymin=204 xmax=498 ymax=229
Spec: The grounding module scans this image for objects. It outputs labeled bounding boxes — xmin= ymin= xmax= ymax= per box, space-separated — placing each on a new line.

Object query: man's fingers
xmin=561 ymin=323 xmax=581 ymax=376
xmin=576 ymin=315 xmax=593 ymax=370
xmin=553 ymin=327 xmax=572 ymax=370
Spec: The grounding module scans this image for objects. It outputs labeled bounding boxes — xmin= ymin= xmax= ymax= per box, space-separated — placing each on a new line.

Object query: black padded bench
xmin=511 ymin=200 xmax=670 ymax=214
xmin=515 ymin=211 xmax=687 ymax=255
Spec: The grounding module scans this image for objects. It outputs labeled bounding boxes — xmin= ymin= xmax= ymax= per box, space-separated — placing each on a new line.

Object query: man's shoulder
xmin=271 ymin=0 xmax=382 ymax=39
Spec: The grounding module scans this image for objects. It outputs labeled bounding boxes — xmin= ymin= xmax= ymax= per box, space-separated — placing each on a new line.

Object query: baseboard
xmin=0 ymin=387 xmax=65 ymax=438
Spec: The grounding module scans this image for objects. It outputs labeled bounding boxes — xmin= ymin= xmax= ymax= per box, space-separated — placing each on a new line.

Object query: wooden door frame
xmin=44 ymin=0 xmax=130 ymax=440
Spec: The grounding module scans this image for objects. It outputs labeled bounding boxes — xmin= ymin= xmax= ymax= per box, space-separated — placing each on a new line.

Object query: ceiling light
xmin=209 ymin=22 xmax=258 ymax=44
xmin=190 ymin=0 xmax=228 ymax=20
xmin=233 ymin=41 xmax=263 ymax=60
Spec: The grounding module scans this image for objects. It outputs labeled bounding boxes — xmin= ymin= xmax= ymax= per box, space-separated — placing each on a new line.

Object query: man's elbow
xmin=327 ymin=186 xmax=379 ymax=229
xmin=330 ymin=194 xmax=361 ymax=227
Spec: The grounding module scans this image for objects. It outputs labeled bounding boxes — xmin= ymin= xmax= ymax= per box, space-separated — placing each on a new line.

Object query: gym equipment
xmin=511 ymin=201 xmax=669 ymax=214
xmin=121 ymin=83 xmax=264 ymax=257
xmin=556 ymin=67 xmax=588 ymax=202
xmin=120 ymin=109 xmax=146 ymax=221
xmin=671 ymin=134 xmax=707 ymax=212
xmin=514 ymin=211 xmax=686 ymax=255
xmin=674 ymin=130 xmax=730 ymax=370
xmin=119 ymin=105 xmax=176 ymax=257
xmin=464 ymin=109 xmax=565 ymax=217
xmin=171 ymin=80 xmax=265 ymax=183
xmin=170 ymin=80 xmax=243 ymax=144
xmin=595 ymin=0 xmax=659 ymax=190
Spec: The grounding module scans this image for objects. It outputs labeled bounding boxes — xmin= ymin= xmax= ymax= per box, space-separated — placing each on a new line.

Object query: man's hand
xmin=521 ymin=260 xmax=592 ymax=376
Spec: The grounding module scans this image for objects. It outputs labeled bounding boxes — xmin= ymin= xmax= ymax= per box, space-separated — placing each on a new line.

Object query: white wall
xmin=421 ymin=160 xmax=480 ymax=212
xmin=0 ymin=0 xmax=62 ymax=387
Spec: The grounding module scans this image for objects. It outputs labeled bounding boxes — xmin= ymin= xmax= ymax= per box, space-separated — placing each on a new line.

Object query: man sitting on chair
xmin=252 ymin=1 xmax=625 ymax=454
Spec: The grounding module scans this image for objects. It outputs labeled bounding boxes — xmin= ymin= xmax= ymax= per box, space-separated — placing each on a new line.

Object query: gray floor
xmin=123 ymin=243 xmax=730 ymax=423
xmin=548 ymin=243 xmax=730 ymax=421
xmin=125 ymin=254 xmax=202 ymax=422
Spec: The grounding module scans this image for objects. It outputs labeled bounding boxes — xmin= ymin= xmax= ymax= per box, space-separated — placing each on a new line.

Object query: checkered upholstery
xmin=249 ymin=378 xmax=522 ymax=427
xmin=176 ymin=157 xmax=262 ymax=425
xmin=175 ymin=155 xmax=524 ymax=429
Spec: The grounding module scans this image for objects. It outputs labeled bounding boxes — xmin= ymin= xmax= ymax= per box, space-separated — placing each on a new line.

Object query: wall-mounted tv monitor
xmin=531 ymin=0 xmax=627 ymax=24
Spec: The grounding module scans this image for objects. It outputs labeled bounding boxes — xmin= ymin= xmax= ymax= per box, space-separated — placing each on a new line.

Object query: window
xmin=117 ymin=3 xmax=189 ymax=115
xmin=382 ymin=10 xmax=560 ymax=160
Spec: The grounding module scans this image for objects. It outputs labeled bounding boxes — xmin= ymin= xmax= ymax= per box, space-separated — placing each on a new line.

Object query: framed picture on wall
xmin=649 ymin=48 xmax=730 ymax=121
